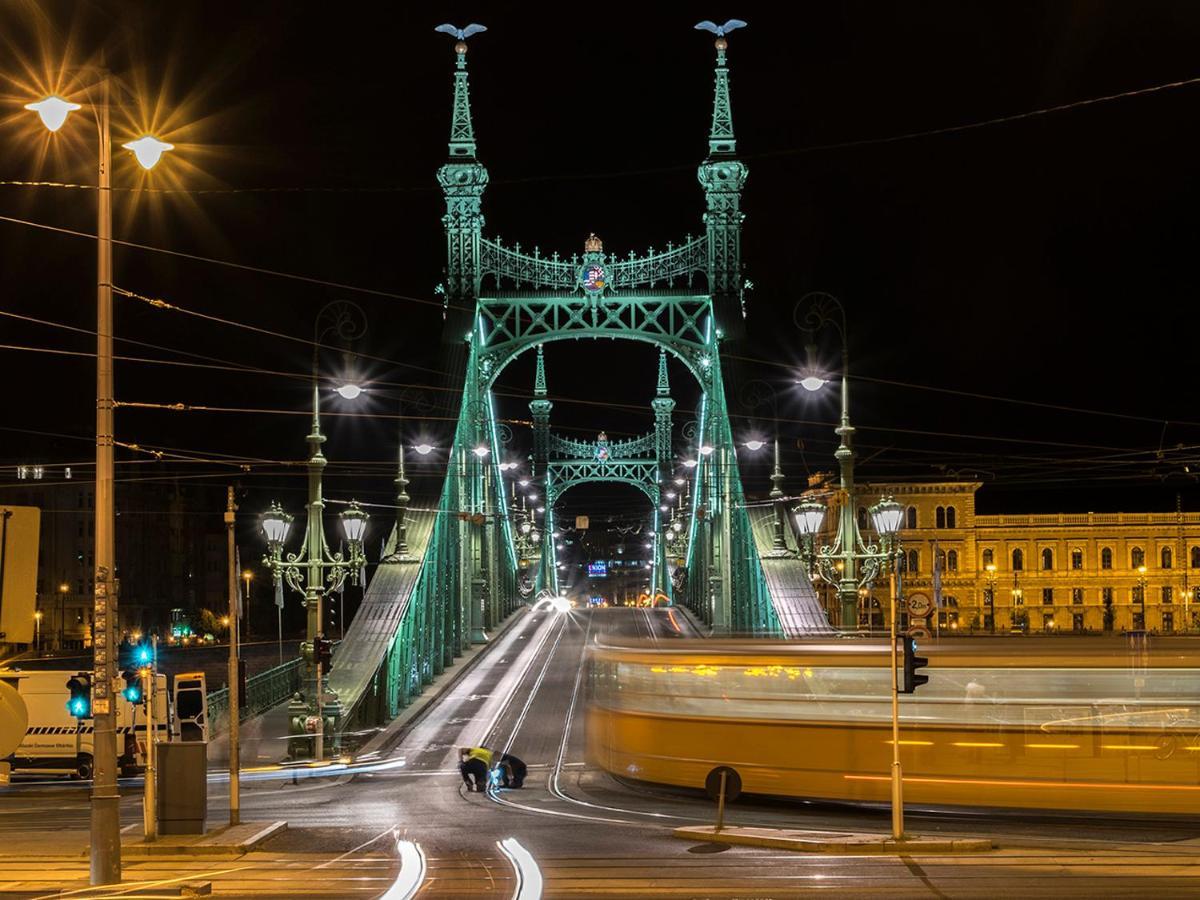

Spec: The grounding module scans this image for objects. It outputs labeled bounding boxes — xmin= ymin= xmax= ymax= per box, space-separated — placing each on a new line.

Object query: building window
xmin=1042 ymin=587 xmax=1054 ymax=606
xmin=857 ymin=507 xmax=868 ymax=532
xmin=1131 ymin=547 xmax=1145 ymax=569
xmin=1101 ymin=547 xmax=1113 ymax=570
xmin=1162 ymin=586 xmax=1173 ymax=604
xmin=935 ymin=506 xmax=946 ymax=529
xmin=1043 ymin=613 xmax=1055 ymax=632
xmin=982 ymin=548 xmax=994 ymax=567
xmin=947 ymin=549 xmax=958 ymax=572
xmin=1103 ymin=586 xmax=1114 ymax=604
xmin=946 ymin=506 xmax=957 ymax=528
xmin=1192 ymin=546 xmax=1200 ymax=569
xmin=1072 ymin=587 xmax=1083 ymax=605
xmin=983 ymin=588 xmax=994 ymax=606
xmin=906 ymin=506 xmax=917 ymax=529
xmin=1161 ymin=547 xmax=1173 ymax=569
xmin=1041 ymin=548 xmax=1054 ymax=571
xmin=1012 ymin=548 xmax=1024 ymax=571
xmin=936 ymin=548 xmax=947 ymax=573
xmin=907 ymin=549 xmax=919 ymax=573
xmin=1071 ymin=548 xmax=1083 ymax=570
xmin=1163 ymin=611 xmax=1174 ymax=632
xmin=1194 ymin=586 xmax=1200 ymax=605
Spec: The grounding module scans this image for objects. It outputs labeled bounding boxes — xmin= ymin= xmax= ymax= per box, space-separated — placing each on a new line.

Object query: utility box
xmin=156 ymin=741 xmax=207 ymax=835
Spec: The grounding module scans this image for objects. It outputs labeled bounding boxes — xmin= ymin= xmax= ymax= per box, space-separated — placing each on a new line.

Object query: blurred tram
xmin=585 ymin=639 xmax=1200 ymax=815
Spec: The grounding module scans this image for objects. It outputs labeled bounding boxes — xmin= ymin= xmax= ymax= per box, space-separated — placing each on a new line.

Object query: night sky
xmin=3 ymin=0 xmax=1200 ymax=544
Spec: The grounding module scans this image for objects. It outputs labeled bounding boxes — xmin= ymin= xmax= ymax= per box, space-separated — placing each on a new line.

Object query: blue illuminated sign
xmin=587 ymin=561 xmax=608 ymax=577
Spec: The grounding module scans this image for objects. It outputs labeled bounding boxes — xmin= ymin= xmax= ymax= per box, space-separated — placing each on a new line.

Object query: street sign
xmin=906 ymin=593 xmax=933 ymax=618
xmin=907 ymin=624 xmax=931 ymax=641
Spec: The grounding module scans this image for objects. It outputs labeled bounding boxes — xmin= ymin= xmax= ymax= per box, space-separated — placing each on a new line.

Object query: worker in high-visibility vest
xmin=459 ymin=746 xmax=493 ymax=792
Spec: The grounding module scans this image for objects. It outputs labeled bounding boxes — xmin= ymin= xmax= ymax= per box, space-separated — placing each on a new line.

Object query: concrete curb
xmin=675 ymin=825 xmax=993 ymax=854
xmin=123 ymin=820 xmax=287 ymax=857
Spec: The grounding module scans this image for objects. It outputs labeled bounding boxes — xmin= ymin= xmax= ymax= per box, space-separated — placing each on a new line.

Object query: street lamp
xmin=792 ymin=292 xmax=866 ymax=629
xmin=261 ymin=385 xmax=369 ymax=760
xmin=34 ymin=610 xmax=42 ymax=652
xmin=1136 ymin=564 xmax=1148 ymax=630
xmin=27 ymin=74 xmax=175 ymax=887
xmin=984 ymin=563 xmax=997 ymax=634
xmin=241 ymin=569 xmax=253 ymax=638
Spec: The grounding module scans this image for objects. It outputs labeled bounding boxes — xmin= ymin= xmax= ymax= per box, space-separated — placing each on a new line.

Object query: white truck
xmin=0 ymin=669 xmax=173 ymax=779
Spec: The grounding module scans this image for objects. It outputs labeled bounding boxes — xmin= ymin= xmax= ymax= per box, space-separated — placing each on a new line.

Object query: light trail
xmin=378 ymin=833 xmax=426 ymax=900
xmin=497 ymin=837 xmax=543 ymax=900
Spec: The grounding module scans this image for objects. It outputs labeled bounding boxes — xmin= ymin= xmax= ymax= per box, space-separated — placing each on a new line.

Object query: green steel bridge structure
xmin=324 ymin=25 xmax=831 ymax=740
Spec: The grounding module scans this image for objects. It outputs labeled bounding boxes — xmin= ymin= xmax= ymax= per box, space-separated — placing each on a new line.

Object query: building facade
xmin=811 ymin=480 xmax=1200 ymax=634
xmin=0 ymin=466 xmax=226 ymax=649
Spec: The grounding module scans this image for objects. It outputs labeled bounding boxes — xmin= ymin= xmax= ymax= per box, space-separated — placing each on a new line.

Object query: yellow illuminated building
xmin=819 ymin=481 xmax=1200 ymax=634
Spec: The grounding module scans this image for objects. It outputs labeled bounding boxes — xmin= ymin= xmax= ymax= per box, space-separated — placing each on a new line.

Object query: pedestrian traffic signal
xmin=901 ymin=636 xmax=929 ymax=694
xmin=314 ymin=636 xmax=333 ymax=671
xmin=121 ymin=668 xmax=143 ymax=703
xmin=65 ymin=674 xmax=92 ymax=718
xmin=133 ymin=641 xmax=154 ymax=668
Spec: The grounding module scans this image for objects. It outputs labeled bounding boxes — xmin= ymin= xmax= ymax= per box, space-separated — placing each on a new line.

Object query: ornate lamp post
xmin=984 ymin=563 xmax=998 ymax=634
xmin=1135 ymin=564 xmax=1148 ymax=630
xmin=261 ymin=385 xmax=369 ymax=760
xmin=793 ymin=292 xmax=867 ymax=629
xmin=26 ymin=76 xmax=174 ymax=887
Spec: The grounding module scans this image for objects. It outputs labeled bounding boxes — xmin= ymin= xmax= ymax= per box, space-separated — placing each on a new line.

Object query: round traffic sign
xmin=907 ymin=625 xmax=931 ymax=641
xmin=906 ymin=593 xmax=933 ymax=618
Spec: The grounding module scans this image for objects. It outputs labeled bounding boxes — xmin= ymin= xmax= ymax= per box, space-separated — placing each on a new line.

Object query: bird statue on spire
xmin=694 ymin=19 xmax=747 ymax=37
xmin=435 ymin=23 xmax=488 ymax=41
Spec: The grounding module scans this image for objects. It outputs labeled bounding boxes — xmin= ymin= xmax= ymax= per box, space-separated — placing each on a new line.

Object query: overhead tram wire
xmin=2 ymin=69 xmax=1198 ymax=194
xmin=0 ymin=212 xmax=462 ymax=311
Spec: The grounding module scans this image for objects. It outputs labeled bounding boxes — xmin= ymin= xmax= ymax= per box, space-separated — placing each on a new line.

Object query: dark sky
xmin=2 ymin=0 xmax=1200 ymax=538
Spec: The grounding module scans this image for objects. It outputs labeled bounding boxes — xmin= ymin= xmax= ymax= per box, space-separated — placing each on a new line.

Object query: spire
xmin=694 ymin=19 xmax=746 ymax=157
xmin=436 ymin=25 xmax=489 ymax=303
xmin=655 ymin=348 xmax=671 ymax=397
xmin=307 ymin=380 xmax=326 ymax=457
xmin=534 ymin=343 xmax=547 ymax=397
xmin=708 ymin=38 xmax=736 ymax=157
xmin=394 ymin=421 xmax=411 ymax=558
xmin=435 ymin=24 xmax=487 ymax=158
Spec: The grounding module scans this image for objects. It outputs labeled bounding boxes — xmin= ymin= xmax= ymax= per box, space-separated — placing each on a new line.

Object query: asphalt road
xmin=4 ymin=607 xmax=1200 ymax=898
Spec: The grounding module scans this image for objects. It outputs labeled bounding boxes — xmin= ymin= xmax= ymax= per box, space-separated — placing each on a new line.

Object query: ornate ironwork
xmin=480 ymin=235 xmax=709 ymax=294
xmin=549 ymin=432 xmax=655 ymax=460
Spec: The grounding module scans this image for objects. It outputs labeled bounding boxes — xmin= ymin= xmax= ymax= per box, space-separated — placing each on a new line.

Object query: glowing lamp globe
xmin=123 ymin=135 xmax=174 ymax=170
xmin=261 ymin=502 xmax=293 ymax=545
xmin=413 ymin=443 xmax=434 ymax=456
xmin=472 ymin=445 xmax=490 ymax=458
xmin=744 ymin=439 xmax=766 ymax=451
xmin=335 ymin=383 xmax=364 ymax=400
xmin=794 ymin=498 xmax=827 ymax=536
xmin=870 ymin=496 xmax=905 ymax=538
xmin=340 ymin=500 xmax=369 ymax=544
xmin=798 ymin=375 xmax=828 ymax=392
xmin=26 ymin=96 xmax=81 ymax=132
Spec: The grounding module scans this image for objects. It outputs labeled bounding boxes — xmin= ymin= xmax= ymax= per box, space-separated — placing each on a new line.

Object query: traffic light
xmin=901 ymin=636 xmax=929 ymax=694
xmin=133 ymin=641 xmax=154 ymax=668
xmin=314 ymin=636 xmax=333 ymax=671
xmin=121 ymin=668 xmax=143 ymax=703
xmin=65 ymin=674 xmax=92 ymax=718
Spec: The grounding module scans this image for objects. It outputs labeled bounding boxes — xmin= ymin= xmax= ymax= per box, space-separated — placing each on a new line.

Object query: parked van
xmin=0 ymin=670 xmax=171 ymax=779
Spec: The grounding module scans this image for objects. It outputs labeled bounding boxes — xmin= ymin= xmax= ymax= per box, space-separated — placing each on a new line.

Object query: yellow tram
xmin=585 ymin=639 xmax=1200 ymax=814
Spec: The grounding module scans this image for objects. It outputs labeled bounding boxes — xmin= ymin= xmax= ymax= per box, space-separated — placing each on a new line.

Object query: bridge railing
xmin=207 ymin=657 xmax=305 ymax=734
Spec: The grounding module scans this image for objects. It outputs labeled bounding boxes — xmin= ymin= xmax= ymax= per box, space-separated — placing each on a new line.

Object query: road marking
xmin=378 ymin=832 xmax=425 ymax=900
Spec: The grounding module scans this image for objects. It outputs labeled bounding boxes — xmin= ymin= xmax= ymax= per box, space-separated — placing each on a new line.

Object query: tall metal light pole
xmin=793 ymin=292 xmax=867 ymax=630
xmin=25 ymin=80 xmax=174 ymax=887
xmin=868 ymin=498 xmax=906 ymax=839
xmin=985 ymin=563 xmax=997 ymax=634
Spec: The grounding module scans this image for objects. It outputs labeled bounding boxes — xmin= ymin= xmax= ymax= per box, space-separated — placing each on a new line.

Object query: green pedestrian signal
xmin=65 ymin=674 xmax=92 ymax=718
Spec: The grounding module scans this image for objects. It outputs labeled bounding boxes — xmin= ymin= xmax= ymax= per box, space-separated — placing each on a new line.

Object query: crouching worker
xmin=496 ymin=752 xmax=527 ymax=789
xmin=459 ymin=746 xmax=493 ymax=793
